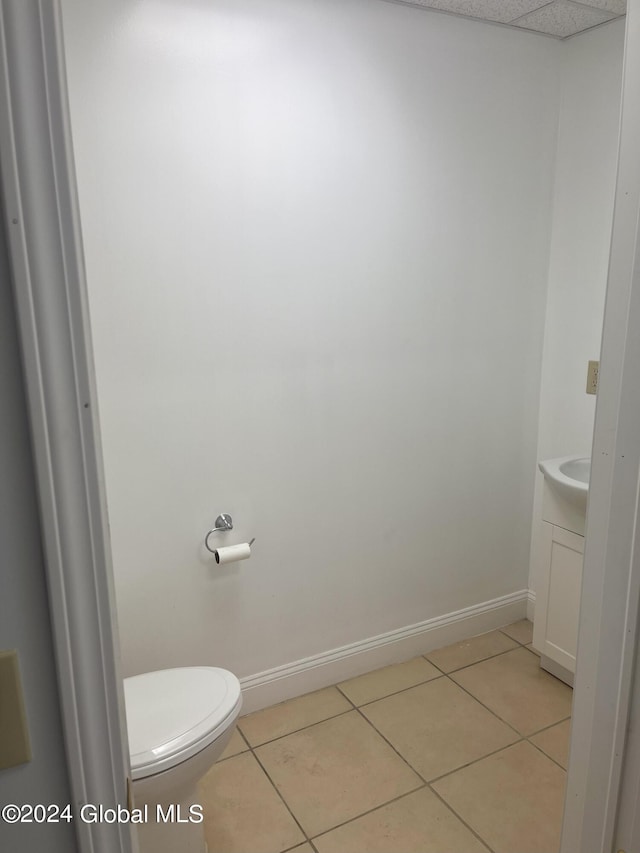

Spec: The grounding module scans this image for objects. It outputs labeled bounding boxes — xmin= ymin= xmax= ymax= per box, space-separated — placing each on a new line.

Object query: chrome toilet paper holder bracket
xmin=205 ymin=514 xmax=255 ymax=553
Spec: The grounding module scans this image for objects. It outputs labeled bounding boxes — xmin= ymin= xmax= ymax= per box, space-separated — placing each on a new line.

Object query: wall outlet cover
xmin=587 ymin=360 xmax=599 ymax=395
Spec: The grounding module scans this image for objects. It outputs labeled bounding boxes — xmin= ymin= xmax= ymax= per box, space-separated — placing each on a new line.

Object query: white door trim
xmin=0 ymin=2 xmax=132 ymax=851
xmin=561 ymin=2 xmax=640 ymax=851
xmin=3 ymin=1 xmax=640 ymax=852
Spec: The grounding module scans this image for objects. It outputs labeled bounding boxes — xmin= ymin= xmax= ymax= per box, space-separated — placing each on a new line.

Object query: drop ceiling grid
xmin=385 ymin=0 xmax=626 ymax=38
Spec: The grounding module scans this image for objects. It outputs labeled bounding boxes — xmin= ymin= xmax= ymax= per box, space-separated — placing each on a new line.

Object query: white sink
xmin=538 ymin=455 xmax=590 ymax=511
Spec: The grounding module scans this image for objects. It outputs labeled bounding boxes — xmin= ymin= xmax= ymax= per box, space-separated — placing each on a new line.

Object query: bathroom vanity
xmin=534 ymin=456 xmax=590 ymax=687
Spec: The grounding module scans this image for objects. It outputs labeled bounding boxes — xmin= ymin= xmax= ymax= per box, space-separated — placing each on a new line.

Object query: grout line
xmin=308 ymin=785 xmax=428 ymax=844
xmin=238 ymin=707 xmax=354 ymax=749
xmin=441 ymin=642 xmax=572 ymax=741
xmin=282 ymin=839 xmax=320 ymax=853
xmin=251 ymin=690 xmax=499 ymax=853
xmin=281 ymin=842 xmax=314 ymax=853
xmin=444 ymin=674 xmax=524 ymax=739
xmin=427 ymin=784 xmax=496 ymax=853
xmin=526 ymin=736 xmax=569 ymax=773
xmin=349 ymin=670 xmax=528 ymax=762
xmin=216 ymin=727 xmax=251 ymax=762
xmin=426 ymin=644 xmax=523 ymax=677
xmin=422 ymin=654 xmax=446 ymax=673
xmin=240 ymin=662 xmax=462 ymax=746
xmin=227 ymin=680 xmax=569 ymax=788
xmin=526 ymin=715 xmax=572 ymax=772
xmin=528 ymin=714 xmax=572 ymax=737
xmin=216 ymin=746 xmax=250 ymax=763
xmin=497 ymin=624 xmax=533 ymax=647
xmin=240 ymin=622 xmax=533 ymax=744
xmin=421 ymin=620 xmax=534 ymax=676
xmin=249 ymin=748 xmax=314 ymax=848
xmin=353 ymin=673 xmax=445 ymax=709
xmin=338 ymin=676 xmax=504 ymax=853
xmin=241 ymin=639 xmax=548 ymax=781
xmin=341 ymin=679 xmax=523 ymax=788
xmin=220 ymin=621 xmax=559 ymax=853
xmin=335 ymin=684 xmax=430 ymax=784
xmin=427 ymin=737 xmax=525 ymax=785
xmin=336 ymin=683 xmax=501 ymax=853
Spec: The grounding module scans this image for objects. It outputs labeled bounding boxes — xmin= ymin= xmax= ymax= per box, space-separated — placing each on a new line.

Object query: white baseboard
xmin=239 ymin=589 xmax=530 ymax=713
xmin=527 ymin=589 xmax=536 ymax=621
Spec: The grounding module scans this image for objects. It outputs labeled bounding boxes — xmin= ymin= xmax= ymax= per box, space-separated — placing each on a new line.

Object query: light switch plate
xmin=0 ymin=650 xmax=32 ymax=770
xmin=586 ymin=360 xmax=599 ymax=395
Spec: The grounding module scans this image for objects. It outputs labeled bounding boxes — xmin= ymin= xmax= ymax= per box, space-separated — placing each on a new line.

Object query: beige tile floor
xmin=201 ymin=619 xmax=572 ymax=853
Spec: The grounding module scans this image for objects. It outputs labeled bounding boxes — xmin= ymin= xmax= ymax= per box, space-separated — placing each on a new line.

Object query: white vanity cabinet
xmin=533 ymin=469 xmax=587 ymax=687
xmin=535 ymin=522 xmax=583 ymax=684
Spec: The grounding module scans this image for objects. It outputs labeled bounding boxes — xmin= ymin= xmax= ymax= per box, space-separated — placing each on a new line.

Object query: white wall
xmin=61 ymin=0 xmax=561 ymax=683
xmin=0 ymin=214 xmax=77 ymax=851
xmin=529 ymin=19 xmax=624 ymax=597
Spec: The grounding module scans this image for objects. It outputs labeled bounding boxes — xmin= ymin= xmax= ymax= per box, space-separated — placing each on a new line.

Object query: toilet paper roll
xmin=213 ymin=543 xmax=251 ymax=565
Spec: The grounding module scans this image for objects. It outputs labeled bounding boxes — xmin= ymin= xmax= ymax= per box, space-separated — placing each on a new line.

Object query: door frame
xmin=560 ymin=2 xmax=640 ymax=851
xmin=0 ymin=2 xmax=133 ymax=851
xmin=2 ymin=1 xmax=640 ymax=852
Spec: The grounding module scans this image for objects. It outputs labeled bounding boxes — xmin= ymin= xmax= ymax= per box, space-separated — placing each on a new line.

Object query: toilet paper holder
xmin=205 ymin=514 xmax=255 ymax=553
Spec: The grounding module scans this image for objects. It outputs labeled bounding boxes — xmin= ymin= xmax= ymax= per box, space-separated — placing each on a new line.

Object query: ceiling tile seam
xmin=380 ymin=0 xmax=624 ymax=31
xmin=562 ymin=15 xmax=625 ymax=38
xmin=378 ymin=0 xmax=565 ymax=37
xmin=506 ymin=0 xmax=557 ymax=24
xmin=508 ymin=0 xmax=623 ymax=26
xmin=566 ymin=0 xmax=623 ymax=16
xmin=379 ymin=0 xmax=626 ymax=39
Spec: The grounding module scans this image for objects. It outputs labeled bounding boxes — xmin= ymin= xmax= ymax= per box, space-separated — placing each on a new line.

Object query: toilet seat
xmin=124 ymin=667 xmax=242 ymax=780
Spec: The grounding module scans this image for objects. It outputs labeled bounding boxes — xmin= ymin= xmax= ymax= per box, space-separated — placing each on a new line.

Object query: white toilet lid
xmin=124 ymin=667 xmax=242 ymax=780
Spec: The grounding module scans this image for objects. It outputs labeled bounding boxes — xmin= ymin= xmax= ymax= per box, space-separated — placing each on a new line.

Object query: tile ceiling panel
xmin=401 ymin=0 xmax=548 ymax=24
xmin=583 ymin=0 xmax=626 ymax=12
xmin=390 ymin=0 xmax=626 ymax=38
xmin=513 ymin=0 xmax=618 ymax=37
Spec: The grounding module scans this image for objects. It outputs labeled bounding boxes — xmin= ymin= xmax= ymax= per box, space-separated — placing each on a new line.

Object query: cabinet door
xmin=536 ymin=522 xmax=584 ymax=674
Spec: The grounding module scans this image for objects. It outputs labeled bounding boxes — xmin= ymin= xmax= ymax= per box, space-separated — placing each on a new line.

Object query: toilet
xmin=124 ymin=666 xmax=242 ymax=853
